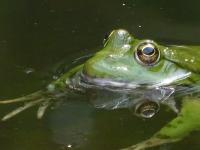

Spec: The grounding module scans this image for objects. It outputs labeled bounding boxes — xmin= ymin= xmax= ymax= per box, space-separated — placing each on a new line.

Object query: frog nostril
xmin=103 ymin=32 xmax=109 ymax=45
xmin=133 ymin=100 xmax=160 ymax=119
xmin=103 ymin=30 xmax=115 ymax=47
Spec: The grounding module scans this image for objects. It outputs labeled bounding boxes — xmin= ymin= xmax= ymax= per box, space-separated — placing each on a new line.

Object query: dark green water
xmin=0 ymin=0 xmax=200 ymax=150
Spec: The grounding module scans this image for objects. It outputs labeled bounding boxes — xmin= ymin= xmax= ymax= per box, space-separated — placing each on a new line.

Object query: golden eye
xmin=135 ymin=41 xmax=160 ymax=66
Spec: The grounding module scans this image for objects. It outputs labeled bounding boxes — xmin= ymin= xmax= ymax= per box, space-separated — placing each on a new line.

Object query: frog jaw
xmin=82 ymin=58 xmax=191 ymax=90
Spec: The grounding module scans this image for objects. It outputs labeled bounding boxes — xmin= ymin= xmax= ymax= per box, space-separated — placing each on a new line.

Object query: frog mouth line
xmin=80 ymin=71 xmax=191 ymax=91
xmin=80 ymin=72 xmax=140 ymax=91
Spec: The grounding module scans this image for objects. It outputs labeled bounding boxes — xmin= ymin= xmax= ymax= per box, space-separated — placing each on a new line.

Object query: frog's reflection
xmin=47 ymin=87 xmax=175 ymax=149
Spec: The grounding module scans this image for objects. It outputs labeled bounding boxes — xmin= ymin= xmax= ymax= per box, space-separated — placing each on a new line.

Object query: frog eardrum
xmin=135 ymin=40 xmax=160 ymax=66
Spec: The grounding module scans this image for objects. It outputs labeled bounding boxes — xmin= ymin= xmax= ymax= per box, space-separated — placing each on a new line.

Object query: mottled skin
xmin=1 ymin=29 xmax=200 ymax=149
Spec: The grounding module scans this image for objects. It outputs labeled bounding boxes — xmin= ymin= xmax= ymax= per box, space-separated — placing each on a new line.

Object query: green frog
xmin=1 ymin=29 xmax=200 ymax=149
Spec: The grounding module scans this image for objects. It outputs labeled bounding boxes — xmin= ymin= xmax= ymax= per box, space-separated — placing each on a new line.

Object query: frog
xmin=1 ymin=29 xmax=200 ymax=149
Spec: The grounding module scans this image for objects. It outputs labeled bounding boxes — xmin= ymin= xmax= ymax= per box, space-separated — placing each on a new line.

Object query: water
xmin=0 ymin=0 xmax=200 ymax=149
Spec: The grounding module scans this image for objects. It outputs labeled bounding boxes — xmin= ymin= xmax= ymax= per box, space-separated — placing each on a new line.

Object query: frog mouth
xmin=80 ymin=71 xmax=191 ymax=91
xmin=80 ymin=72 xmax=140 ymax=91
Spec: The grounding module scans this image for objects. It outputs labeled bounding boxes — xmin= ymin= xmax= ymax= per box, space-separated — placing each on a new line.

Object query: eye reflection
xmin=134 ymin=100 xmax=160 ymax=118
xmin=135 ymin=41 xmax=160 ymax=66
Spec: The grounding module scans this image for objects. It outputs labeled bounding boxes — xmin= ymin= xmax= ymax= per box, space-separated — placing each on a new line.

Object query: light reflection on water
xmin=0 ymin=0 xmax=200 ymax=150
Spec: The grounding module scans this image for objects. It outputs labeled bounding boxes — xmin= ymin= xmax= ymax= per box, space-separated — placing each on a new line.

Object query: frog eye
xmin=135 ymin=41 xmax=160 ymax=66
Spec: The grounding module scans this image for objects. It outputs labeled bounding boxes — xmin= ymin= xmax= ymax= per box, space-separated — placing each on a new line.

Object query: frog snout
xmin=133 ymin=100 xmax=160 ymax=119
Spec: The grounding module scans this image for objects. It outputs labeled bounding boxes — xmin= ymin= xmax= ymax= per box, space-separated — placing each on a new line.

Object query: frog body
xmin=1 ymin=29 xmax=200 ymax=149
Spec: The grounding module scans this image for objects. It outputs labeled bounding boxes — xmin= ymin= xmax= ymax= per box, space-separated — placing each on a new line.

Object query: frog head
xmin=82 ymin=29 xmax=190 ymax=89
xmin=81 ymin=29 xmax=194 ymax=118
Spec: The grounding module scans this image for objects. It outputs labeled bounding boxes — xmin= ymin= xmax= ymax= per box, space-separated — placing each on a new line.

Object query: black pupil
xmin=142 ymin=46 xmax=155 ymax=55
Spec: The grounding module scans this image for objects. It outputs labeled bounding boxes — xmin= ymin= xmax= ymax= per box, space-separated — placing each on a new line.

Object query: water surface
xmin=0 ymin=0 xmax=200 ymax=149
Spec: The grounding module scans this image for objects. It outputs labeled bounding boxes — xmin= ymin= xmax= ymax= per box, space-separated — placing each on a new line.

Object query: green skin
xmin=51 ymin=30 xmax=200 ymax=90
xmin=1 ymin=29 xmax=200 ymax=149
